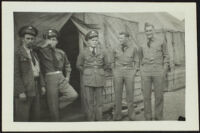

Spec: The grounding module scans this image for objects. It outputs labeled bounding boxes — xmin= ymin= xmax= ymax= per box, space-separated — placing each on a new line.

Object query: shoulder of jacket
xmin=98 ymin=46 xmax=105 ymax=51
xmin=56 ymin=48 xmax=65 ymax=54
xmin=81 ymin=47 xmax=89 ymax=53
xmin=15 ymin=46 xmax=23 ymax=55
xmin=113 ymin=45 xmax=120 ymax=51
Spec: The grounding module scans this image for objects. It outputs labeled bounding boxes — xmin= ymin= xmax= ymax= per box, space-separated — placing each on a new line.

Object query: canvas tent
xmin=14 ymin=12 xmax=139 ymax=50
xmin=117 ymin=12 xmax=185 ymax=92
xmin=14 ymin=12 xmax=140 ymax=112
xmin=14 ymin=12 xmax=185 ymax=68
xmin=109 ymin=12 xmax=185 ymax=67
xmin=14 ymin=12 xmax=185 ymax=116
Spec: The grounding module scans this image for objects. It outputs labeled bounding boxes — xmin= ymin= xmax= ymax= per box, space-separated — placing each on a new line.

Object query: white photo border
xmin=2 ymin=1 xmax=199 ymax=131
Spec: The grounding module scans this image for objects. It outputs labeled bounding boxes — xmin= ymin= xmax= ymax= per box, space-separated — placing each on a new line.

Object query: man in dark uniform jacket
xmin=112 ymin=32 xmax=139 ymax=121
xmin=37 ymin=29 xmax=78 ymax=121
xmin=76 ymin=30 xmax=109 ymax=121
xmin=14 ymin=25 xmax=46 ymax=121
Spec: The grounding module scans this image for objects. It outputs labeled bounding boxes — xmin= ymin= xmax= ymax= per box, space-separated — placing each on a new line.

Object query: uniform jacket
xmin=138 ymin=35 xmax=169 ymax=76
xmin=138 ymin=35 xmax=169 ymax=65
xmin=76 ymin=45 xmax=109 ymax=87
xmin=112 ymin=43 xmax=139 ymax=70
xmin=55 ymin=48 xmax=71 ymax=78
xmin=37 ymin=46 xmax=71 ymax=78
xmin=14 ymin=45 xmax=45 ymax=97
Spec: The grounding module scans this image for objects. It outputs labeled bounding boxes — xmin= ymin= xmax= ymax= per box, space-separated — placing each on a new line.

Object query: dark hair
xmin=144 ymin=22 xmax=155 ymax=30
xmin=119 ymin=32 xmax=130 ymax=37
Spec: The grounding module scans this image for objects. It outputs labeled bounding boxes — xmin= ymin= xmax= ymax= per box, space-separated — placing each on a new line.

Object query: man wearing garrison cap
xmin=138 ymin=22 xmax=169 ymax=120
xmin=37 ymin=29 xmax=78 ymax=121
xmin=14 ymin=25 xmax=46 ymax=121
xmin=76 ymin=30 xmax=109 ymax=121
xmin=111 ymin=32 xmax=139 ymax=121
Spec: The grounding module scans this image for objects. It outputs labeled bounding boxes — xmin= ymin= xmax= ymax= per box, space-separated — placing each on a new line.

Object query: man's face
xmin=22 ymin=34 xmax=36 ymax=48
xmin=46 ymin=37 xmax=58 ymax=48
xmin=145 ymin=25 xmax=154 ymax=39
xmin=88 ymin=37 xmax=98 ymax=47
xmin=118 ymin=34 xmax=128 ymax=45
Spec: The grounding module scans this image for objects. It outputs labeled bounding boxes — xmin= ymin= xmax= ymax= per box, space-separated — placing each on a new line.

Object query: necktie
xmin=30 ymin=50 xmax=36 ymax=66
xmin=50 ymin=47 xmax=59 ymax=70
xmin=92 ymin=47 xmax=96 ymax=56
xmin=147 ymin=38 xmax=152 ymax=48
xmin=121 ymin=44 xmax=126 ymax=52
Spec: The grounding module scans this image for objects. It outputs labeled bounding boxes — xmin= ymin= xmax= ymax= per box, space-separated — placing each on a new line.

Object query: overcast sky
xmin=168 ymin=12 xmax=185 ymax=21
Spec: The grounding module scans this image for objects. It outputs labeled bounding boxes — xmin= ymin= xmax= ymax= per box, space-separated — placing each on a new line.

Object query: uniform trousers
xmin=141 ymin=64 xmax=165 ymax=120
xmin=14 ymin=78 xmax=40 ymax=122
xmin=113 ymin=67 xmax=136 ymax=120
xmin=84 ymin=86 xmax=103 ymax=121
xmin=45 ymin=72 xmax=78 ymax=121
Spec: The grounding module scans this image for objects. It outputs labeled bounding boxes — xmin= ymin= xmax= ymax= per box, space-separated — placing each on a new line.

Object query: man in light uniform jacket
xmin=138 ymin=22 xmax=169 ymax=120
xmin=112 ymin=32 xmax=139 ymax=121
xmin=76 ymin=30 xmax=109 ymax=121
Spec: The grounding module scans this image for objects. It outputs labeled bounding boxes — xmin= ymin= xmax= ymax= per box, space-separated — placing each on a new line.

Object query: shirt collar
xmin=148 ymin=36 xmax=156 ymax=41
xmin=122 ymin=41 xmax=130 ymax=46
xmin=89 ymin=46 xmax=96 ymax=50
xmin=120 ymin=43 xmax=129 ymax=50
xmin=23 ymin=45 xmax=31 ymax=53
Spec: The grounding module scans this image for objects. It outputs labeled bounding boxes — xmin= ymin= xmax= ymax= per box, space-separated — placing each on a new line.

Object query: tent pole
xmin=172 ymin=33 xmax=175 ymax=91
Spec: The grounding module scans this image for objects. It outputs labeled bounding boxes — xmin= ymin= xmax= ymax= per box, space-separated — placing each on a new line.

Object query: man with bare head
xmin=112 ymin=32 xmax=139 ymax=121
xmin=138 ymin=22 xmax=169 ymax=120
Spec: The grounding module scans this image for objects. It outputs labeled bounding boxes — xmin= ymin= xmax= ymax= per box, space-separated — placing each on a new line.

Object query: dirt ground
xmin=40 ymin=88 xmax=185 ymax=121
xmin=121 ymin=88 xmax=185 ymax=121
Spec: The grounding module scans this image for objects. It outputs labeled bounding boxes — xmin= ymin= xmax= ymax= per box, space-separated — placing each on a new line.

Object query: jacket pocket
xmin=153 ymin=44 xmax=162 ymax=51
xmin=19 ymin=56 xmax=31 ymax=73
xmin=99 ymin=69 xmax=105 ymax=76
xmin=19 ymin=55 xmax=30 ymax=62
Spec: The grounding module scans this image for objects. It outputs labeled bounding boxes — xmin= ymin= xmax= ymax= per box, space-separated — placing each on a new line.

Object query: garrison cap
xmin=85 ymin=30 xmax=99 ymax=41
xmin=18 ymin=25 xmax=38 ymax=37
xmin=43 ymin=29 xmax=59 ymax=39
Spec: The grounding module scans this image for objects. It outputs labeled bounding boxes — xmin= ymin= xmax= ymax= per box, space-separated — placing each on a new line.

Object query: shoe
xmin=113 ymin=116 xmax=122 ymax=121
xmin=129 ymin=113 xmax=136 ymax=121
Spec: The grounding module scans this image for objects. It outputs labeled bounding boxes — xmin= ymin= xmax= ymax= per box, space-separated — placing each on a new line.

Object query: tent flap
xmin=14 ymin=12 xmax=72 ymax=39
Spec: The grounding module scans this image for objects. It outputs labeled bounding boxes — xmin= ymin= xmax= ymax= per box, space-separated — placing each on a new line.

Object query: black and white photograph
xmin=2 ymin=1 xmax=199 ymax=131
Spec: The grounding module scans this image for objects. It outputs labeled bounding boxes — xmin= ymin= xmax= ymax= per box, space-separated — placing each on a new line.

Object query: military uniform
xmin=14 ymin=26 xmax=45 ymax=121
xmin=37 ymin=29 xmax=78 ymax=121
xmin=112 ymin=40 xmax=139 ymax=121
xmin=139 ymin=34 xmax=169 ymax=120
xmin=76 ymin=30 xmax=109 ymax=121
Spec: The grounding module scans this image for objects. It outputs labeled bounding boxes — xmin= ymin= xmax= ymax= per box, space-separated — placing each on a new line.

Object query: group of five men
xmin=14 ymin=22 xmax=169 ymax=122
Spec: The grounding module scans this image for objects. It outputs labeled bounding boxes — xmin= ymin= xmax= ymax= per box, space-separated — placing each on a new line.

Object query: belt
xmin=85 ymin=66 xmax=102 ymax=69
xmin=46 ymin=71 xmax=62 ymax=75
xmin=115 ymin=65 xmax=133 ymax=69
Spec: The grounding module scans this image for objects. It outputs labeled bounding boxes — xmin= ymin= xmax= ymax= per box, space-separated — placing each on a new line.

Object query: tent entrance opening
xmin=58 ymin=19 xmax=80 ymax=101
